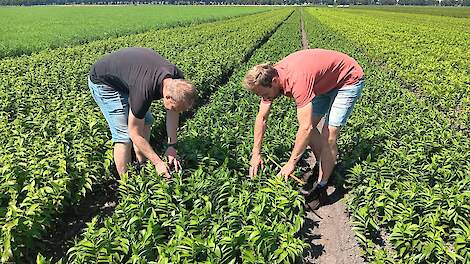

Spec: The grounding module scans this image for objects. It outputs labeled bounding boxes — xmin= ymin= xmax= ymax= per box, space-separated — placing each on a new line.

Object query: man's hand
xmin=249 ymin=153 xmax=264 ymax=178
xmin=277 ymin=161 xmax=296 ymax=182
xmin=165 ymin=146 xmax=182 ymax=172
xmin=155 ymin=160 xmax=171 ymax=178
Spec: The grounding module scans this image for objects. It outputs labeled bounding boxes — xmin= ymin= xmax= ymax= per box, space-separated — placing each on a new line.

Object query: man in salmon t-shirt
xmin=243 ymin=49 xmax=365 ymax=209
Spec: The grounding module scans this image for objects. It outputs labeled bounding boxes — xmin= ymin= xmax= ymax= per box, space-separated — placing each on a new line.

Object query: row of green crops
xmin=304 ymin=10 xmax=470 ymax=263
xmin=307 ymin=7 xmax=470 ymax=129
xmin=61 ymin=10 xmax=307 ymax=264
xmin=352 ymin=6 xmax=470 ymax=18
xmin=0 ymin=5 xmax=273 ymax=58
xmin=0 ymin=9 xmax=293 ymax=262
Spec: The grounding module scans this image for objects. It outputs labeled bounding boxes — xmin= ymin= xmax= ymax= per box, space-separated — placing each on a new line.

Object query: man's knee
xmin=114 ymin=143 xmax=132 ymax=158
xmin=322 ymin=125 xmax=340 ymax=146
xmin=113 ymin=143 xmax=132 ymax=173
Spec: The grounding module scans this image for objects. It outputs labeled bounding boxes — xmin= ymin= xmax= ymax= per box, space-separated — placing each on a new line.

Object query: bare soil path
xmin=299 ymin=12 xmax=365 ymax=263
xmin=300 ymin=151 xmax=365 ymax=264
xmin=300 ymin=9 xmax=309 ymax=50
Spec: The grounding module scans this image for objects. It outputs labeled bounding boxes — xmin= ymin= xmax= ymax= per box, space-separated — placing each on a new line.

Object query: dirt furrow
xmin=299 ymin=12 xmax=364 ymax=262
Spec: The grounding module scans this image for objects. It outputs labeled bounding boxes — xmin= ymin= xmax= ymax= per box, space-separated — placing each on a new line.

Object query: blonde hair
xmin=243 ymin=63 xmax=278 ymax=92
xmin=168 ymin=79 xmax=197 ymax=110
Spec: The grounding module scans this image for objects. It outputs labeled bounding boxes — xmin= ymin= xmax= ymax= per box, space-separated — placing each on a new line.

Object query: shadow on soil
xmin=297 ymin=132 xmax=385 ymax=263
xmin=301 ymin=217 xmax=323 ymax=260
xmin=29 ymin=179 xmax=119 ymax=262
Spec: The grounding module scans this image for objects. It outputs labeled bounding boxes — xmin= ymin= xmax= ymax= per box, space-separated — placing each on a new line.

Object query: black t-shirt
xmin=89 ymin=47 xmax=184 ymax=119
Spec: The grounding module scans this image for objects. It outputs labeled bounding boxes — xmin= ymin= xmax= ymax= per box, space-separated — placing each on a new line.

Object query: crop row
xmin=0 ymin=9 xmax=293 ymax=262
xmin=304 ymin=11 xmax=470 ymax=263
xmin=61 ymin=10 xmax=307 ymax=264
xmin=0 ymin=5 xmax=273 ymax=59
xmin=352 ymin=6 xmax=470 ymax=18
xmin=307 ymin=8 xmax=470 ymax=129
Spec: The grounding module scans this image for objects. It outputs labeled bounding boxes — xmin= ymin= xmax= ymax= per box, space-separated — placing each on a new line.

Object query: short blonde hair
xmin=168 ymin=79 xmax=197 ymax=110
xmin=243 ymin=63 xmax=278 ymax=92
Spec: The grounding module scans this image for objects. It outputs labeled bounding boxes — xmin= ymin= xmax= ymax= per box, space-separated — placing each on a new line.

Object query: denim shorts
xmin=312 ymin=78 xmax=365 ymax=127
xmin=88 ymin=78 xmax=154 ymax=143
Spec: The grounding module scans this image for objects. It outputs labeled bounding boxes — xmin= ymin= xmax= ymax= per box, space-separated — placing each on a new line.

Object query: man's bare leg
xmin=299 ymin=116 xmax=324 ymax=192
xmin=305 ymin=124 xmax=340 ymax=209
xmin=133 ymin=124 xmax=151 ymax=164
xmin=318 ymin=124 xmax=340 ymax=184
xmin=308 ymin=116 xmax=324 ymax=161
xmin=114 ymin=142 xmax=132 ymax=175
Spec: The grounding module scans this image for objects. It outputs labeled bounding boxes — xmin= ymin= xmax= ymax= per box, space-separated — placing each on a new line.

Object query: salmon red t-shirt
xmin=263 ymin=49 xmax=364 ymax=108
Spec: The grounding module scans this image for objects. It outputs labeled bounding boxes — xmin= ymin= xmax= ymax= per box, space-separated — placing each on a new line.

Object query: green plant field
xmin=1 ymin=5 xmax=470 ymax=264
xmin=0 ymin=9 xmax=292 ymax=262
xmin=0 ymin=5 xmax=272 ymax=58
xmin=352 ymin=6 xmax=470 ymax=18
xmin=307 ymin=7 xmax=470 ymax=129
xmin=64 ymin=10 xmax=305 ymax=264
xmin=304 ymin=10 xmax=470 ymax=263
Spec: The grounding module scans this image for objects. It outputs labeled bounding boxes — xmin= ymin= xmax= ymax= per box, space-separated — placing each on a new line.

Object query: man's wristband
xmin=167 ymin=142 xmax=178 ymax=148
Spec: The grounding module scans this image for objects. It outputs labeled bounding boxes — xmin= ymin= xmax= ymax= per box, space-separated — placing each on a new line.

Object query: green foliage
xmin=65 ymin=10 xmax=308 ymax=263
xmin=307 ymin=7 xmax=470 ymax=129
xmin=0 ymin=5 xmax=273 ymax=58
xmin=304 ymin=9 xmax=470 ymax=263
xmin=0 ymin=9 xmax=293 ymax=262
xmin=352 ymin=6 xmax=470 ymax=18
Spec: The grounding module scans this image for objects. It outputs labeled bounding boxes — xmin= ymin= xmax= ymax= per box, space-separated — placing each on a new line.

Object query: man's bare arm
xmin=166 ymin=110 xmax=179 ymax=144
xmin=249 ymin=100 xmax=272 ymax=178
xmin=165 ymin=110 xmax=182 ymax=171
xmin=252 ymin=100 xmax=272 ymax=155
xmin=128 ymin=110 xmax=170 ymax=177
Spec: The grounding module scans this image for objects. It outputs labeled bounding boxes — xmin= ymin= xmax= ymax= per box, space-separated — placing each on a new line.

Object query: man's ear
xmin=271 ymin=76 xmax=279 ymax=87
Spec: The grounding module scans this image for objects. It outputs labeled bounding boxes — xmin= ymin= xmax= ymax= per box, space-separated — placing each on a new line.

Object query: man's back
xmin=89 ymin=47 xmax=183 ymax=118
xmin=274 ymin=48 xmax=364 ymax=107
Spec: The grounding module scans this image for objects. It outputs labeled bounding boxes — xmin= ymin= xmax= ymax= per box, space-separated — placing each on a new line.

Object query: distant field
xmin=0 ymin=5 xmax=273 ymax=58
xmin=307 ymin=7 xmax=470 ymax=122
xmin=352 ymin=5 xmax=470 ymax=18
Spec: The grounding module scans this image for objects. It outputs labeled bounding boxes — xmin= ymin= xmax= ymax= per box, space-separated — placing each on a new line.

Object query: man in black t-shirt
xmin=89 ymin=47 xmax=196 ymax=177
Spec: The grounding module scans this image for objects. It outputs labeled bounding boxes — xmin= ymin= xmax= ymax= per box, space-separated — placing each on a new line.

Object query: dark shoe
xmin=305 ymin=185 xmax=328 ymax=210
xmin=299 ymin=180 xmax=319 ymax=196
xmin=299 ymin=163 xmax=320 ymax=195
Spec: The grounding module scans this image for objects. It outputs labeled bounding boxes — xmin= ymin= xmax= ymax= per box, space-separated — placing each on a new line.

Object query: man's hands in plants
xmin=249 ymin=153 xmax=264 ymax=178
xmin=165 ymin=146 xmax=182 ymax=172
xmin=277 ymin=161 xmax=296 ymax=182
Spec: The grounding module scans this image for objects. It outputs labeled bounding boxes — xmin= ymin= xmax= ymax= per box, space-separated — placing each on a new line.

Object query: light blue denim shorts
xmin=88 ymin=78 xmax=154 ymax=143
xmin=312 ymin=78 xmax=365 ymax=127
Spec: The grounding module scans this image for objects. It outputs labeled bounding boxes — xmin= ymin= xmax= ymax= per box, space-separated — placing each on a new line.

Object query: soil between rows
xmin=299 ymin=148 xmax=365 ymax=264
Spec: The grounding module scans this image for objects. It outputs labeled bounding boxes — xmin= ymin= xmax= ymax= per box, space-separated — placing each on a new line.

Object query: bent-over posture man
xmin=244 ymin=49 xmax=364 ymax=209
xmin=89 ymin=47 xmax=196 ymax=177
